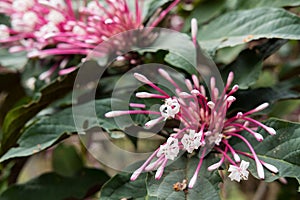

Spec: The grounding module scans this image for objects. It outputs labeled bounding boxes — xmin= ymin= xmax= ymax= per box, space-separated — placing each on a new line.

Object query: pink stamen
xmin=129 ymin=103 xmax=146 ymax=108
xmin=136 ymin=92 xmax=167 ymax=99
xmin=158 ymin=68 xmax=180 ymax=90
xmin=130 ymin=148 xmax=160 ymax=181
xmin=191 ymin=18 xmax=198 ymax=46
xmin=145 ymin=116 xmax=164 ymax=128
xmin=230 ymin=123 xmax=264 ymax=142
xmin=188 ymin=148 xmax=206 ymax=188
xmin=242 ymin=117 xmax=276 ymax=135
xmin=105 ymin=110 xmax=160 ymax=118
xmin=149 ymin=0 xmax=180 ymax=27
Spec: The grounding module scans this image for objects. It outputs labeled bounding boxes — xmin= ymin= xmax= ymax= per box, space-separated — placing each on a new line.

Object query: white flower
xmin=159 ymin=98 xmax=180 ymax=120
xmin=228 ymin=160 xmax=250 ymax=182
xmin=12 ymin=0 xmax=35 ymax=12
xmin=181 ymin=130 xmax=203 ymax=153
xmin=207 ymin=131 xmax=223 ymax=145
xmin=35 ymin=22 xmax=59 ymax=38
xmin=48 ymin=0 xmax=66 ymax=8
xmin=0 ymin=25 xmax=9 ymax=40
xmin=23 ymin=11 xmax=39 ymax=27
xmin=87 ymin=1 xmax=103 ymax=14
xmin=72 ymin=25 xmax=86 ymax=35
xmin=157 ymin=137 xmax=179 ymax=160
xmin=46 ymin=10 xmax=65 ymax=24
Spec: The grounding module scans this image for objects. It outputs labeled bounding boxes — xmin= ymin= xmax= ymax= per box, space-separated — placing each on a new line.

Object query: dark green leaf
xmin=221 ymin=39 xmax=287 ymax=89
xmin=198 ymin=8 xmax=300 ymax=52
xmin=136 ymin=30 xmax=198 ymax=75
xmin=0 ymin=99 xmax=123 ymax=162
xmin=99 ymin=173 xmax=147 ymax=200
xmin=52 ymin=144 xmax=84 ymax=177
xmin=164 ymin=53 xmax=197 ymax=75
xmin=99 ymin=156 xmax=221 ymax=200
xmin=146 ymin=156 xmax=221 ymax=200
xmin=0 ymin=70 xmax=77 ymax=155
xmin=231 ymin=77 xmax=300 ymax=113
xmin=222 ymin=49 xmax=262 ymax=89
xmin=215 ymin=45 xmax=245 ymax=65
xmin=236 ymin=0 xmax=300 ymax=10
xmin=0 ymin=69 xmax=26 ymax=126
xmin=183 ymin=0 xmax=226 ymax=32
xmin=0 ymin=168 xmax=110 ymax=200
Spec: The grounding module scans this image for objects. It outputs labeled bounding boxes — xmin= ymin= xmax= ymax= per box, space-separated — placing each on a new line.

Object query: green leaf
xmin=232 ymin=119 xmax=300 ymax=187
xmin=0 ymin=69 xmax=26 ymax=126
xmin=146 ymin=156 xmax=221 ymax=200
xmin=52 ymin=144 xmax=84 ymax=177
xmin=198 ymin=8 xmax=300 ymax=52
xmin=0 ymin=99 xmax=122 ymax=162
xmin=236 ymin=0 xmax=300 ymax=10
xmin=221 ymin=39 xmax=287 ymax=89
xmin=164 ymin=53 xmax=197 ymax=75
xmin=0 ymin=50 xmax=27 ymax=71
xmin=0 ymin=70 xmax=77 ymax=155
xmin=0 ymin=168 xmax=110 ymax=200
xmin=222 ymin=49 xmax=262 ymax=89
xmin=99 ymin=156 xmax=222 ymax=200
xmin=183 ymin=0 xmax=226 ymax=32
xmin=215 ymin=45 xmax=245 ymax=65
xmin=136 ymin=30 xmax=198 ymax=75
xmin=231 ymin=77 xmax=300 ymax=113
xmin=99 ymin=173 xmax=147 ymax=200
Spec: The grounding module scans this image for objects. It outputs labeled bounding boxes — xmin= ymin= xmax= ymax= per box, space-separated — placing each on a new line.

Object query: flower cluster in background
xmin=105 ymin=69 xmax=279 ymax=188
xmin=0 ymin=0 xmax=179 ymax=78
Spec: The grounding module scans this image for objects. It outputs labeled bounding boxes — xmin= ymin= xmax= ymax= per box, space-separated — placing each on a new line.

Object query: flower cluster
xmin=0 ymin=0 xmax=179 ymax=78
xmin=105 ymin=69 xmax=278 ymax=188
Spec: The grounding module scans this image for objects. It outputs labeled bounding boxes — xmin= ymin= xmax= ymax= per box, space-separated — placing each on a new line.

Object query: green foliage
xmin=100 ymin=156 xmax=222 ymax=200
xmin=0 ymin=50 xmax=27 ymax=71
xmin=0 ymin=168 xmax=110 ymax=200
xmin=99 ymin=173 xmax=147 ymax=200
xmin=146 ymin=156 xmax=221 ymax=200
xmin=232 ymin=78 xmax=300 ymax=113
xmin=221 ymin=39 xmax=287 ymax=89
xmin=0 ymin=99 xmax=120 ymax=162
xmin=235 ymin=0 xmax=300 ymax=10
xmin=52 ymin=144 xmax=84 ymax=177
xmin=183 ymin=0 xmax=227 ymax=32
xmin=0 ymin=70 xmax=77 ymax=155
xmin=199 ymin=8 xmax=300 ymax=53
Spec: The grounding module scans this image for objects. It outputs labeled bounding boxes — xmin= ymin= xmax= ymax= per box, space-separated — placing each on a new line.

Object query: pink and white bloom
xmin=0 ymin=0 xmax=180 ymax=78
xmin=105 ymin=68 xmax=278 ymax=188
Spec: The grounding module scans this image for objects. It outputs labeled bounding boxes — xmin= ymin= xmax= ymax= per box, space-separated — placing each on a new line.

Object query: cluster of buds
xmin=0 ymin=0 xmax=179 ymax=78
xmin=105 ymin=69 xmax=278 ymax=188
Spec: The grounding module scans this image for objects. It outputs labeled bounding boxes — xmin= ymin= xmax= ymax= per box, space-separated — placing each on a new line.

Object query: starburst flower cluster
xmin=0 ymin=0 xmax=179 ymax=78
xmin=105 ymin=68 xmax=279 ymax=188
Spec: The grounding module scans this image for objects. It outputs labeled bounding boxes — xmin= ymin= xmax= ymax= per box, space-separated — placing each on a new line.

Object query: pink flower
xmin=0 ymin=0 xmax=180 ymax=78
xmin=105 ymin=68 xmax=278 ymax=188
